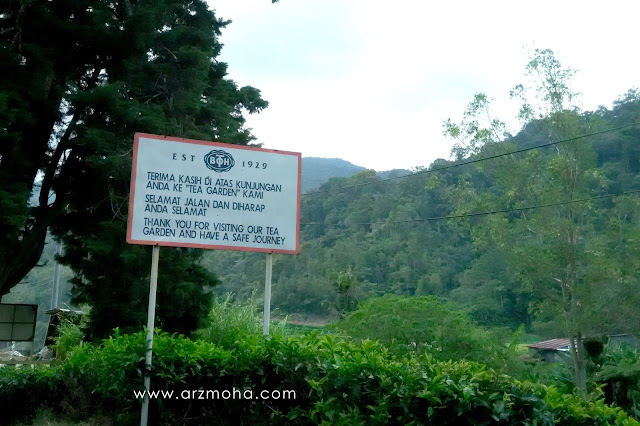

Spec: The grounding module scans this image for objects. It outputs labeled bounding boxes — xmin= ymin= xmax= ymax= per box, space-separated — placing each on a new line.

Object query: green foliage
xmin=193 ymin=293 xmax=287 ymax=349
xmin=447 ymin=49 xmax=640 ymax=391
xmin=449 ymin=250 xmax=531 ymax=328
xmin=68 ymin=241 xmax=219 ymax=341
xmin=1 ymin=329 xmax=637 ymax=425
xmin=325 ymin=268 xmax=361 ymax=318
xmin=595 ymin=345 xmax=640 ymax=417
xmin=332 ymin=295 xmax=521 ymax=374
xmin=53 ymin=312 xmax=85 ymax=361
xmin=511 ymin=48 xmax=580 ymax=121
xmin=443 ymin=92 xmax=508 ymax=159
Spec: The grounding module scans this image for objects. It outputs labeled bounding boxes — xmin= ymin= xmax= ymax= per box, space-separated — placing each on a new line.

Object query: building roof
xmin=44 ymin=308 xmax=84 ymax=315
xmin=528 ymin=338 xmax=571 ymax=351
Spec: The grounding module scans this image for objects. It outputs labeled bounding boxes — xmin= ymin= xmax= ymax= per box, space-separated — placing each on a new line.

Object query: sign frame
xmin=126 ymin=133 xmax=301 ymax=254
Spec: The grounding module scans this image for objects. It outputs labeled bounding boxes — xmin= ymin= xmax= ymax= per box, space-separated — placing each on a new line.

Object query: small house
xmin=529 ymin=334 xmax=639 ymax=363
xmin=528 ymin=338 xmax=571 ymax=363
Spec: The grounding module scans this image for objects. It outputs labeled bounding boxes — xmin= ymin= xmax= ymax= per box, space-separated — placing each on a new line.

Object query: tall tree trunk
xmin=569 ymin=332 xmax=587 ymax=393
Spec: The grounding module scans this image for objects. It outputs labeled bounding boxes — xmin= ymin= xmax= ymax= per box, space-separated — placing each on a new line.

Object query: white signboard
xmin=127 ymin=133 xmax=300 ymax=254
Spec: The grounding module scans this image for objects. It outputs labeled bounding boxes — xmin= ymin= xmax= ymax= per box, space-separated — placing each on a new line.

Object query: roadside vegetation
xmin=1 ymin=297 xmax=639 ymax=425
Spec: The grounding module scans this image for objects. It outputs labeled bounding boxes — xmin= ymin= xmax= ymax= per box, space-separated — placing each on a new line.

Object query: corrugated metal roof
xmin=528 ymin=338 xmax=571 ymax=350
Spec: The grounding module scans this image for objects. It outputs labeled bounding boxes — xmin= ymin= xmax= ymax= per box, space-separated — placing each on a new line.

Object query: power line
xmin=300 ymin=189 xmax=640 ymax=227
xmin=302 ymin=122 xmax=640 ymax=196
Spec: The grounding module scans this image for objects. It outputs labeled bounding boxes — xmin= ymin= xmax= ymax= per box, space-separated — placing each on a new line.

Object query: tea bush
xmin=1 ymin=329 xmax=638 ymax=425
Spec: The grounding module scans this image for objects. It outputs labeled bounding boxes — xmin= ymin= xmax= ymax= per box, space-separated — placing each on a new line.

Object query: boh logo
xmin=204 ymin=150 xmax=235 ymax=172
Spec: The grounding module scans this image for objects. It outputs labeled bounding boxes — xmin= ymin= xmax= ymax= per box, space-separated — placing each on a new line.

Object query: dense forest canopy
xmin=204 ymin=87 xmax=640 ymax=342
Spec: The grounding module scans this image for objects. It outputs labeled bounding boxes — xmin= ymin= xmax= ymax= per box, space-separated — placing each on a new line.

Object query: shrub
xmin=192 ymin=293 xmax=288 ymax=349
xmin=1 ymin=329 xmax=638 ymax=425
xmin=193 ymin=293 xmax=263 ymax=349
xmin=332 ymin=295 xmax=520 ymax=372
xmin=1 ymin=299 xmax=638 ymax=425
xmin=52 ymin=312 xmax=85 ymax=361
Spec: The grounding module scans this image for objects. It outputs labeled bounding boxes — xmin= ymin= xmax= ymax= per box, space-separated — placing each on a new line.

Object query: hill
xmin=301 ymin=157 xmax=411 ymax=192
xmin=301 ymin=157 xmax=366 ymax=192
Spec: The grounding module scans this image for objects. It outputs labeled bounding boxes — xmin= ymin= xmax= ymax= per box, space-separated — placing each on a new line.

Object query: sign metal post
xmin=263 ymin=252 xmax=273 ymax=335
xmin=140 ymin=244 xmax=160 ymax=426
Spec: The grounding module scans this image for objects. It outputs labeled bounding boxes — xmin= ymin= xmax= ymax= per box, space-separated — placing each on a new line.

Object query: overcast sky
xmin=206 ymin=0 xmax=639 ymax=171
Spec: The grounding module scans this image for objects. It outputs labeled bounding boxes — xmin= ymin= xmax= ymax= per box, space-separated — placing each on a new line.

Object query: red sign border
xmin=127 ymin=133 xmax=301 ymax=254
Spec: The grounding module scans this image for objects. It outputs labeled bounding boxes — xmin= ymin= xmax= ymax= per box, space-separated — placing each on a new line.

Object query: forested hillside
xmin=300 ymin=157 xmax=411 ymax=192
xmin=202 ymin=89 xmax=640 ymax=340
xmin=301 ymin=157 xmax=366 ymax=192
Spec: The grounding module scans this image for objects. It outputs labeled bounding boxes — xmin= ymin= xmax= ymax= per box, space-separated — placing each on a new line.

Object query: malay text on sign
xmin=127 ymin=133 xmax=301 ymax=254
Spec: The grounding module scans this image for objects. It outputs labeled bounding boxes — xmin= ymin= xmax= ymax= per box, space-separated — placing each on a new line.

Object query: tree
xmin=325 ymin=268 xmax=360 ymax=318
xmin=446 ymin=48 xmax=640 ymax=391
xmin=442 ymin=92 xmax=509 ymax=159
xmin=502 ymin=49 xmax=597 ymax=392
xmin=0 ymin=1 xmax=267 ymax=338
xmin=449 ymin=250 xmax=531 ymax=327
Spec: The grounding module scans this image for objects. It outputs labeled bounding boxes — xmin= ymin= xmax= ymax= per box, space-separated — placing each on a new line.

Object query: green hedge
xmin=1 ymin=331 xmax=638 ymax=425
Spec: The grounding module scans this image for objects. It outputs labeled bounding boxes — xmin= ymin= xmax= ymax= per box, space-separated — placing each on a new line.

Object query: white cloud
xmin=208 ymin=0 xmax=640 ymax=171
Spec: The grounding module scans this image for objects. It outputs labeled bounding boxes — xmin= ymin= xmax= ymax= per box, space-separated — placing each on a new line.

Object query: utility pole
xmin=51 ymin=243 xmax=63 ymax=309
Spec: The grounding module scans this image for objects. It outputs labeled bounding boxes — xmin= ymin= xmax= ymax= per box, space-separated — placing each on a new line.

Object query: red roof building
xmin=528 ymin=338 xmax=571 ymax=363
